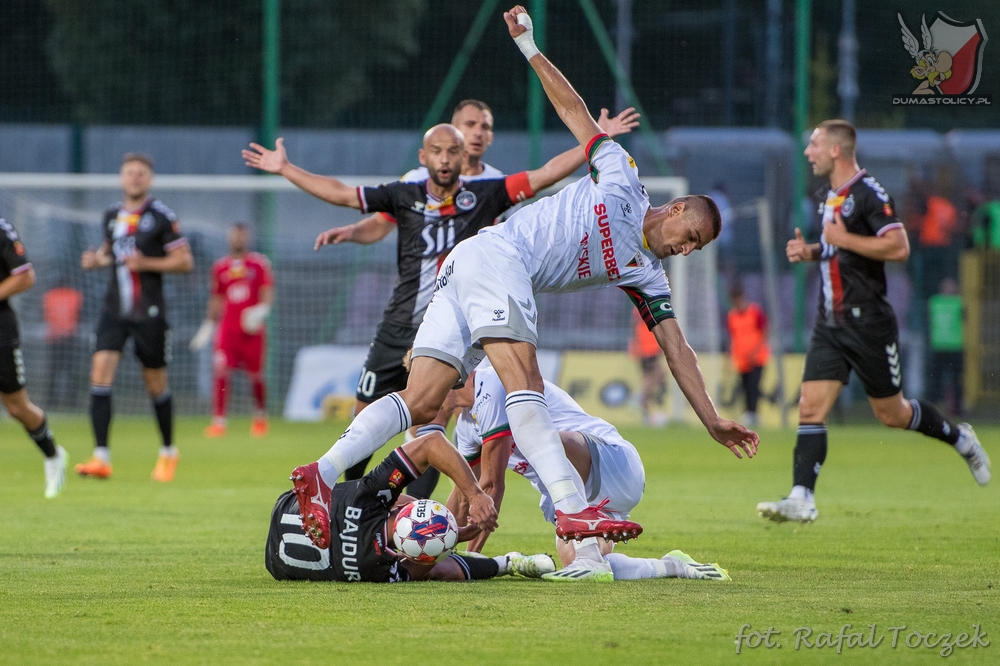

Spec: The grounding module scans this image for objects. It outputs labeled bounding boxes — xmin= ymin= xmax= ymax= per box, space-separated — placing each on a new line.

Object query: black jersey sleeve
xmin=858 ymin=179 xmax=903 ymax=237
xmin=151 ymin=201 xmax=187 ymax=252
xmin=358 ymin=448 xmax=422 ymax=507
xmin=103 ymin=209 xmax=117 ymax=245
xmin=0 ymin=219 xmax=31 ymax=276
xmin=358 ymin=182 xmax=406 ymax=216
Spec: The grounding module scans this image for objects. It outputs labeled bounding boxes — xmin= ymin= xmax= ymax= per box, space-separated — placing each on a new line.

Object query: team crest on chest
xmin=840 ymin=194 xmax=855 ymax=217
xmin=456 ymin=191 xmax=477 ymax=211
xmin=139 ymin=213 xmax=156 ymax=232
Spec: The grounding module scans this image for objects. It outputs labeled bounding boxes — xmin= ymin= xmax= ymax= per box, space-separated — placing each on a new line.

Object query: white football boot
xmin=956 ymin=424 xmax=991 ymax=486
xmin=44 ymin=446 xmax=68 ymax=499
xmin=757 ymin=497 xmax=817 ymax=523
xmin=663 ymin=550 xmax=731 ymax=581
xmin=502 ymin=552 xmax=557 ymax=578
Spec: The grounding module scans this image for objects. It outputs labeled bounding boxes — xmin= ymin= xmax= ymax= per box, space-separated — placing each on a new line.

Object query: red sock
xmin=251 ymin=374 xmax=267 ymax=414
xmin=213 ymin=372 xmax=229 ymax=419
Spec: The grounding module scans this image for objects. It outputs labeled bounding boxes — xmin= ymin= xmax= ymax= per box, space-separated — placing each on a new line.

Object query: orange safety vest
xmin=728 ymin=302 xmax=770 ymax=374
xmin=42 ymin=287 xmax=83 ymax=341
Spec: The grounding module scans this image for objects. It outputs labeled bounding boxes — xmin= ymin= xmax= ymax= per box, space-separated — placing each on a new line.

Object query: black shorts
xmin=93 ymin=311 xmax=171 ymax=369
xmin=0 ymin=345 xmax=27 ymax=394
xmin=802 ymin=317 xmax=902 ymax=399
xmin=356 ymin=321 xmax=418 ymax=403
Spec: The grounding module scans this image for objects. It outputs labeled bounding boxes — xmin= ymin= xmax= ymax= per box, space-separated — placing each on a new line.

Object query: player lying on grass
xmin=266 ymin=434 xmax=555 ymax=582
xmin=444 ymin=361 xmax=729 ymax=583
xmin=757 ymin=119 xmax=990 ymax=524
xmin=285 ymin=6 xmax=757 ymax=582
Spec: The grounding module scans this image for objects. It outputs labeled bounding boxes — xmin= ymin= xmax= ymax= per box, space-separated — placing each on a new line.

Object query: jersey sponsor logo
xmin=620 ymin=202 xmax=632 ymax=216
xmin=595 ymin=204 xmax=620 ymax=280
xmin=884 ymin=203 xmax=894 ymax=216
xmin=841 ymin=195 xmax=855 ymax=217
xmin=492 ymin=308 xmax=505 ymax=322
xmin=13 ymin=241 xmax=25 ymax=256
xmin=411 ymin=201 xmax=426 ymax=213
xmin=456 ymin=190 xmax=477 ymax=211
xmin=435 ymin=260 xmax=454 ymax=291
xmin=227 ymin=282 xmax=251 ymax=304
xmin=341 ymin=506 xmax=363 ymax=582
xmin=862 ymin=176 xmax=890 ymax=203
xmin=512 ymin=460 xmax=529 ymax=476
xmin=388 ymin=469 xmax=405 ymax=489
xmin=576 ymin=233 xmax=591 ymax=279
xmin=421 ymin=220 xmax=457 ymax=257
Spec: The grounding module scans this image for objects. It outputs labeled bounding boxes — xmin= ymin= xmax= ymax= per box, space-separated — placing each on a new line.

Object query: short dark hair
xmin=122 ymin=153 xmax=154 ymax=170
xmin=231 ymin=222 xmax=249 ymax=231
xmin=452 ymin=99 xmax=493 ymax=118
xmin=687 ymin=194 xmax=722 ymax=241
xmin=816 ymin=119 xmax=857 ymax=158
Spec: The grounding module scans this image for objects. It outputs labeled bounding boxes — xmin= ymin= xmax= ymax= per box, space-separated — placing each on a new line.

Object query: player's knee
xmin=400 ymin=392 xmax=443 ymax=425
xmin=872 ymin=399 xmax=910 ymax=429
xmin=797 ymin=395 xmax=825 ymax=422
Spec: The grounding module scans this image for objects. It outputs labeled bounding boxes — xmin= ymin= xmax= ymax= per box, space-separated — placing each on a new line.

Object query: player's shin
xmin=89 ymin=385 xmax=112 ymax=451
xmin=26 ymin=417 xmax=57 ymax=458
xmin=791 ymin=424 xmax=827 ymax=501
xmin=317 ymin=392 xmax=412 ymax=487
xmin=907 ymin=399 xmax=960 ymax=445
xmin=504 ymin=390 xmax=587 ymax=514
xmin=152 ymin=389 xmax=174 ymax=449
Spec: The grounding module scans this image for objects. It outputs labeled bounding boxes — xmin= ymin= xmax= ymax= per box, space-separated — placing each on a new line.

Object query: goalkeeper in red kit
xmin=191 ymin=223 xmax=274 ymax=437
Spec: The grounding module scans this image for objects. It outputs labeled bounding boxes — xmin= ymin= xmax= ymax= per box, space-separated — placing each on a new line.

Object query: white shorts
xmin=411 ymin=233 xmax=538 ymax=383
xmin=538 ymin=433 xmax=646 ymax=524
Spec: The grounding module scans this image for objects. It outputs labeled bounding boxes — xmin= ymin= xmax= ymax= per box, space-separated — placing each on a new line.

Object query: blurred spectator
xmin=708 ymin=182 xmax=736 ymax=282
xmin=919 ymin=194 xmax=959 ymax=248
xmin=727 ymin=284 xmax=769 ymax=426
xmin=42 ymin=282 xmax=83 ymax=409
xmin=970 ymin=198 xmax=1000 ymax=250
xmin=628 ymin=311 xmax=667 ymax=427
xmin=927 ymin=277 xmax=964 ymax=416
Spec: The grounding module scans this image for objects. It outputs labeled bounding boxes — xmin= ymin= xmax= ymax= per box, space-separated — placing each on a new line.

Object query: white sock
xmin=318 ymin=393 xmax=412 ymax=486
xmin=94 ymin=447 xmax=110 ymax=463
xmin=493 ymin=555 xmax=511 ymax=575
xmin=570 ymin=537 xmax=604 ymax=566
xmin=604 ymin=553 xmax=668 ymax=580
xmin=159 ymin=445 xmax=178 ymax=458
xmin=788 ymin=485 xmax=814 ymax=503
xmin=504 ymin=390 xmax=586 ymax=514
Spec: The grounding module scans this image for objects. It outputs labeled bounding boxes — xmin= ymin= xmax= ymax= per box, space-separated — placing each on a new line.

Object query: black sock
xmin=405 ymin=467 xmax=441 ymax=500
xmin=90 ymin=385 xmax=112 ymax=449
xmin=907 ymin=399 xmax=960 ymax=445
xmin=344 ymin=456 xmax=372 ymax=481
xmin=152 ymin=390 xmax=173 ymax=447
xmin=792 ymin=423 xmax=828 ymax=492
xmin=451 ymin=554 xmax=500 ymax=580
xmin=27 ymin=418 xmax=57 ymax=458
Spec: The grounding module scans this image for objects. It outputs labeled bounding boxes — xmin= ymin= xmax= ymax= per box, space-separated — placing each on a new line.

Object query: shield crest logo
xmin=899 ymin=12 xmax=988 ymax=95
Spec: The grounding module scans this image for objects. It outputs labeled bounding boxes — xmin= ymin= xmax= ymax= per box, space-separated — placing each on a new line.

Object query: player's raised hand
xmin=81 ymin=248 xmax=99 ymax=270
xmin=314 ymin=225 xmax=354 ymax=250
xmin=503 ymin=6 xmax=530 ymax=39
xmin=467 ymin=492 xmax=498 ymax=533
xmin=598 ymin=107 xmax=640 ymax=138
xmin=786 ymin=228 xmax=811 ymax=263
xmin=708 ymin=419 xmax=759 ymax=459
xmin=243 ymin=137 xmax=288 ymax=174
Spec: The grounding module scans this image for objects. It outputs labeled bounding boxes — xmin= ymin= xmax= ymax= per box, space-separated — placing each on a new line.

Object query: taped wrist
xmin=513 ymin=13 xmax=540 ymax=60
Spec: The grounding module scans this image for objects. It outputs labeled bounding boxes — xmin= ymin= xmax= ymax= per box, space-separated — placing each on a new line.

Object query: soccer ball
xmin=392 ymin=499 xmax=459 ymax=564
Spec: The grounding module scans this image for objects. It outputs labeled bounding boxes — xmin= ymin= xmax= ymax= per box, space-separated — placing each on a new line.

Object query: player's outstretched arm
xmin=466 ymin=435 xmax=513 ymax=553
xmin=0 ymin=268 xmax=35 ymax=301
xmin=242 ymin=138 xmax=360 ymax=209
xmin=525 ymin=107 xmax=642 ymax=193
xmin=401 ymin=434 xmax=498 ymax=533
xmin=314 ymin=214 xmax=395 ymax=249
xmin=505 ymin=7 xmax=602 ymax=149
xmin=652 ymin=319 xmax=759 ymax=459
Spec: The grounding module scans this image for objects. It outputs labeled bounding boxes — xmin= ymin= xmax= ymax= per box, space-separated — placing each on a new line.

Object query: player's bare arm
xmin=505 ymin=7 xmax=602 ymax=149
xmin=466 ymin=434 xmax=513 ymax=553
xmin=822 ymin=211 xmax=910 ymax=262
xmin=0 ymin=267 xmax=35 ymax=301
xmin=81 ymin=241 xmax=113 ymax=270
xmin=242 ymin=137 xmax=360 ymax=209
xmin=123 ymin=244 xmax=194 ymax=274
xmin=525 ymin=107 xmax=641 ymax=193
xmin=652 ymin=318 xmax=759 ymax=459
xmin=401 ymin=433 xmax=498 ymax=532
xmin=786 ymin=228 xmax=820 ymax=263
xmin=314 ymin=214 xmax=395 ymax=250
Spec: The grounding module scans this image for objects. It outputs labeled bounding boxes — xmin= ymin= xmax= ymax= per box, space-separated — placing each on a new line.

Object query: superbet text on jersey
xmin=102 ymin=199 xmax=187 ymax=321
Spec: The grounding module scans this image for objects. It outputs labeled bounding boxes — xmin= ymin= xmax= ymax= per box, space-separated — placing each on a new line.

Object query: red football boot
xmin=290 ymin=462 xmax=332 ymax=549
xmin=554 ymin=499 xmax=643 ymax=543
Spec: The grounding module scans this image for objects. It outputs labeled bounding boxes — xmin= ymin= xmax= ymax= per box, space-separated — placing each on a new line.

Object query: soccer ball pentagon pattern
xmin=392 ymin=500 xmax=459 ymax=564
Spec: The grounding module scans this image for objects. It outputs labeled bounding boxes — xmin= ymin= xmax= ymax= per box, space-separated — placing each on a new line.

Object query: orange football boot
xmin=203 ymin=422 xmax=227 ymax=438
xmin=151 ymin=453 xmax=179 ymax=482
xmin=250 ymin=417 xmax=269 ymax=438
xmin=75 ymin=457 xmax=113 ymax=479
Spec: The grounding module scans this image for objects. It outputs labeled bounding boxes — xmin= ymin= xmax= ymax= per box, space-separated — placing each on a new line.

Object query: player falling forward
xmin=319 ymin=98 xmax=638 ymax=497
xmin=0 ymin=217 xmax=66 ymax=498
xmin=77 ymin=153 xmax=194 ymax=482
xmin=191 ymin=223 xmax=274 ymax=438
xmin=286 ymin=6 xmax=757 ymax=582
xmin=757 ymin=120 xmax=990 ymax=524
xmin=266 ymin=434 xmax=553 ymax=582
xmin=446 ymin=362 xmax=730 ymax=583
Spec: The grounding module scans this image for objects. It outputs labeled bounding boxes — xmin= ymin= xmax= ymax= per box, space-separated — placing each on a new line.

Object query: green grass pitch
xmin=1 ymin=416 xmax=997 ymax=665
